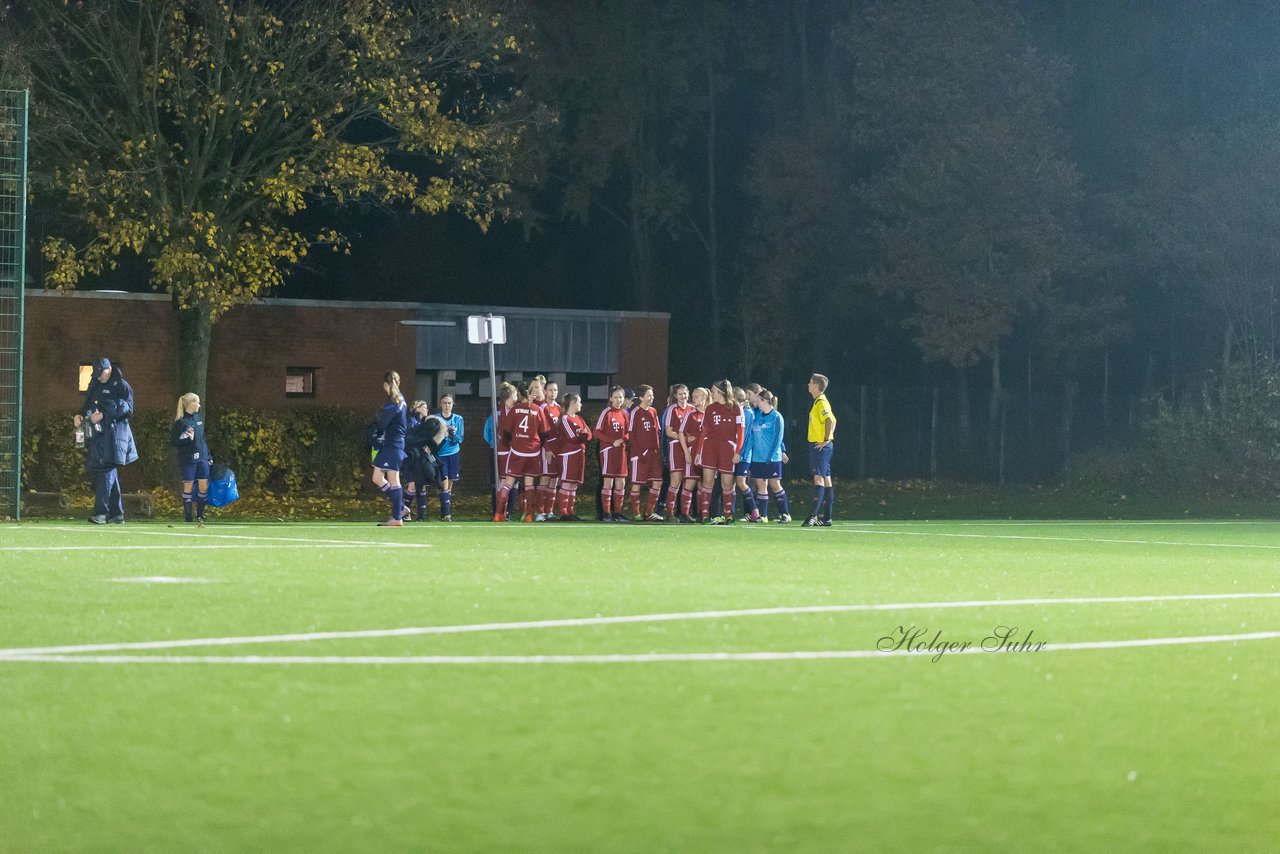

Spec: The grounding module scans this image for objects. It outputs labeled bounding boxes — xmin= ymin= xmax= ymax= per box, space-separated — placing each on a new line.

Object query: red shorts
xmin=630 ymin=450 xmax=663 ymax=483
xmin=668 ymin=440 xmax=687 ymax=473
xmin=599 ymin=444 xmax=628 ymax=478
xmin=696 ymin=438 xmax=737 ymax=474
xmin=504 ymin=450 xmax=544 ymax=479
xmin=558 ymin=449 xmax=585 ymax=484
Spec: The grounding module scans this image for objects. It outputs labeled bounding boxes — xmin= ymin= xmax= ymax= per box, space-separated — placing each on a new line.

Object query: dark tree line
xmin=12 ymin=0 xmax=1280 ymax=477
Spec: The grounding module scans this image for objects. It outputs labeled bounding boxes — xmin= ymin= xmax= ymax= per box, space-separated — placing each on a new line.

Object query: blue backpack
xmin=207 ymin=464 xmax=240 ymax=508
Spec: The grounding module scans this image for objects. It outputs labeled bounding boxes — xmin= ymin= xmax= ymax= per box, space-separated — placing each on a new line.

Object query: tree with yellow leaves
xmin=3 ymin=0 xmax=544 ymax=399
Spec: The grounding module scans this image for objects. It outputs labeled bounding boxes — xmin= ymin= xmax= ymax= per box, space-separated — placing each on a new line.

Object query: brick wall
xmin=617 ymin=314 xmax=669 ymax=397
xmin=24 ymin=291 xmax=418 ymax=416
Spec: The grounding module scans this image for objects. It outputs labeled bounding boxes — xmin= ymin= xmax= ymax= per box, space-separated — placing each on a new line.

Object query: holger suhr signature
xmin=877 ymin=625 xmax=1047 ymax=662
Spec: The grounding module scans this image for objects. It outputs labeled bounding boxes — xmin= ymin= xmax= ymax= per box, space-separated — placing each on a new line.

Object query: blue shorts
xmin=734 ymin=459 xmax=752 ymax=477
xmin=372 ymin=446 xmax=406 ymax=471
xmin=809 ymin=442 xmax=834 ymax=477
xmin=179 ymin=459 xmax=211 ymax=482
xmin=438 ymin=452 xmax=460 ymax=481
xmin=750 ymin=461 xmax=783 ymax=480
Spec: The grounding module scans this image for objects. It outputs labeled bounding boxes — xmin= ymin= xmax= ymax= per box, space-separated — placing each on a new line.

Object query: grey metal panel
xmin=417 ymin=314 xmax=619 ymax=374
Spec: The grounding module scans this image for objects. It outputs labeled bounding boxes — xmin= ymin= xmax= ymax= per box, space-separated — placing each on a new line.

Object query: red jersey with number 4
xmin=501 ymin=403 xmax=550 ymax=455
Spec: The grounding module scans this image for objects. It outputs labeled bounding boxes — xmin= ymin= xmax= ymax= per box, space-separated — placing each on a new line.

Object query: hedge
xmin=23 ymin=407 xmax=370 ymax=496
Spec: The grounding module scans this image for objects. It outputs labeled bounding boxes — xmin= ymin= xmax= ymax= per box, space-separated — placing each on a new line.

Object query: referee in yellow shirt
xmin=802 ymin=373 xmax=837 ymax=527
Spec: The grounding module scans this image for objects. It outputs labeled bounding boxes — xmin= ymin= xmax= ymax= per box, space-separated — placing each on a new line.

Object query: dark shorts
xmin=734 ymin=459 xmax=752 ymax=477
xmin=438 ymin=452 xmax=460 ymax=481
xmin=750 ymin=461 xmax=783 ymax=480
xmin=809 ymin=442 xmax=834 ymax=478
xmin=179 ymin=459 xmax=211 ymax=482
xmin=373 ymin=446 xmax=407 ymax=471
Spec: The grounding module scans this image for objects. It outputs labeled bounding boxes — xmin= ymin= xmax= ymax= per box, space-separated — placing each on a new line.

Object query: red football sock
xmin=645 ymin=488 xmax=660 ymax=516
xmin=630 ymin=490 xmax=641 ymax=518
xmin=698 ymin=485 xmax=712 ymax=518
xmin=495 ymin=485 xmax=510 ymax=520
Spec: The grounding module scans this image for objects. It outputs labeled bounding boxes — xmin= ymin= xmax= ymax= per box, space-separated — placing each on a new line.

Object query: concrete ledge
xmin=123 ymin=493 xmax=154 ymax=518
xmin=23 ymin=492 xmax=70 ymax=512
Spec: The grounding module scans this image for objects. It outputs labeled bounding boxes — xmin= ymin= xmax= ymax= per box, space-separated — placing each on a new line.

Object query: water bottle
xmin=75 ymin=425 xmax=85 ymax=448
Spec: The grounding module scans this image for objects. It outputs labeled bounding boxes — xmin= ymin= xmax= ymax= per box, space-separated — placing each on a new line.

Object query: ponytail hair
xmin=668 ymin=383 xmax=688 ymax=405
xmin=562 ymin=392 xmax=581 ymax=409
xmin=757 ymin=389 xmax=775 ymax=406
xmin=175 ymin=392 xmax=199 ymax=421
xmin=712 ymin=378 xmax=734 ymax=404
xmin=384 ymin=370 xmax=405 ymax=406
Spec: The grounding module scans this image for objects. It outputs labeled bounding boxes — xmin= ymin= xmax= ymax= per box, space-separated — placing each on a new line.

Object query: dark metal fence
xmin=0 ymin=89 xmax=28 ymax=519
xmin=775 ymin=381 xmax=1143 ymax=484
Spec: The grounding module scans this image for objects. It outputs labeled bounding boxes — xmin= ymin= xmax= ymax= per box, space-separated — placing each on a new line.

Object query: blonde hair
xmin=733 ymin=387 xmax=748 ymax=405
xmin=411 ymin=399 xmax=428 ymax=411
xmin=384 ymin=370 xmax=405 ymax=406
xmin=692 ymin=387 xmax=710 ymax=407
xmin=810 ymin=373 xmax=829 ymax=392
xmin=175 ymin=392 xmax=199 ymax=421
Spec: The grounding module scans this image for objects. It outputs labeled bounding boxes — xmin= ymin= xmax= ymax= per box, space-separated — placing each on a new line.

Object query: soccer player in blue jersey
xmin=748 ymin=389 xmax=791 ymax=522
xmin=435 ymin=393 xmax=463 ymax=521
xmin=371 ymin=370 xmax=408 ymax=527
xmin=171 ymin=392 xmax=211 ymax=524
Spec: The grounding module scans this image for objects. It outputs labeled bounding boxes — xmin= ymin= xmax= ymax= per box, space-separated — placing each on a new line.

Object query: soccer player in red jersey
xmin=497 ymin=382 xmax=550 ymax=522
xmin=676 ymin=387 xmax=708 ymax=522
xmin=662 ymin=384 xmax=693 ymax=521
xmin=537 ymin=378 xmax=562 ymax=519
xmin=490 ymin=383 xmax=518 ymax=521
xmin=696 ymin=379 xmax=745 ymax=523
xmin=552 ymin=392 xmax=591 ymax=520
xmin=594 ymin=385 xmax=630 ymax=522
xmin=626 ymin=385 xmax=664 ymax=521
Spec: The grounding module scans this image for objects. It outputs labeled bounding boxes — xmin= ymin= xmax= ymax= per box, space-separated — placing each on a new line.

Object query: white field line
xmin=821 ymin=527 xmax=1280 ymax=550
xmin=0 ymin=544 xmax=414 ymax=552
xmin=26 ymin=526 xmax=432 ymax=549
xmin=2 ymin=591 xmax=1278 ymax=659
xmin=4 ymin=630 xmax=1280 ymax=665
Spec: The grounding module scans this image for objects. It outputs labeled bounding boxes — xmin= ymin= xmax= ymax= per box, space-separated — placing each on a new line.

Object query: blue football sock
xmin=182 ymin=490 xmax=193 ymax=522
xmin=776 ymin=489 xmax=790 ymax=515
xmin=390 ymin=486 xmax=403 ymax=520
xmin=440 ymin=490 xmax=452 ymax=517
xmin=196 ymin=491 xmax=207 ymax=518
xmin=811 ymin=485 xmax=826 ymax=518
xmin=824 ymin=485 xmax=834 ymax=521
xmin=756 ymin=493 xmax=769 ymax=518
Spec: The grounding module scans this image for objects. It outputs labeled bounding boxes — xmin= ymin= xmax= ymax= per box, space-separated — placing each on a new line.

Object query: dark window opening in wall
xmin=285 ymin=367 xmax=317 ymax=398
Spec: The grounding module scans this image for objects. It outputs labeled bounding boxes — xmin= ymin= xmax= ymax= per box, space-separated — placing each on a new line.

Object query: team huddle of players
xmin=493 ymin=376 xmax=791 ymax=525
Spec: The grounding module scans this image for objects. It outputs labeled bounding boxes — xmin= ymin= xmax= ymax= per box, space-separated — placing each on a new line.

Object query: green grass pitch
xmin=2 ymin=518 xmax=1278 ymax=851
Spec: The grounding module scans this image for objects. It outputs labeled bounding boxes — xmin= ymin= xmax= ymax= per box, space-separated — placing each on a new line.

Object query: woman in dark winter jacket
xmin=74 ymin=356 xmax=139 ymax=524
xmin=171 ymin=392 xmax=211 ymax=524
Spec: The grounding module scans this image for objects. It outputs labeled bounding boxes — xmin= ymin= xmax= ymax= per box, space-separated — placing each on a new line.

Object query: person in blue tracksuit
xmin=434 ymin=394 xmax=464 ymax=521
xmin=171 ymin=392 xmax=211 ymax=524
xmin=748 ymin=389 xmax=792 ymax=523
xmin=75 ymin=356 xmax=138 ymax=524
xmin=371 ymin=370 xmax=408 ymax=527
